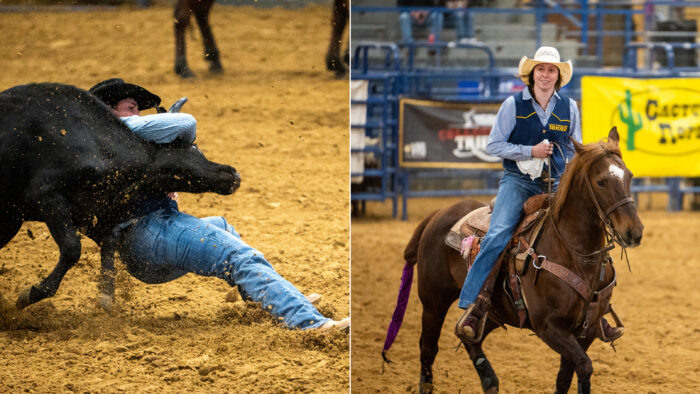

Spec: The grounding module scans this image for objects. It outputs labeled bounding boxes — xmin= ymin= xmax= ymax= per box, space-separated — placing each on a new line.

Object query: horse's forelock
xmin=552 ymin=140 xmax=619 ymax=219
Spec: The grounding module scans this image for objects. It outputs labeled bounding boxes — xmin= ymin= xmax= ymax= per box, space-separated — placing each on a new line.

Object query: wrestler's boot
xmin=455 ymin=295 xmax=491 ymax=343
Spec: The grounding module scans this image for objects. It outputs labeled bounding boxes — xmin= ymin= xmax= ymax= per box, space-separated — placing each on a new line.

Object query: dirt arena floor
xmin=352 ymin=196 xmax=700 ymax=393
xmin=0 ymin=4 xmax=349 ymax=392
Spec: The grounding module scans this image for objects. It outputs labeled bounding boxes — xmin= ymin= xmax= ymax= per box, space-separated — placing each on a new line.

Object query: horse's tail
xmin=382 ymin=211 xmax=438 ymax=365
xmin=403 ymin=210 xmax=438 ymax=265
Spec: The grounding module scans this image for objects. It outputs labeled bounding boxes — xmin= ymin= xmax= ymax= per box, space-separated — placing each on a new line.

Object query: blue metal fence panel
xmin=351 ymin=3 xmax=700 ymax=218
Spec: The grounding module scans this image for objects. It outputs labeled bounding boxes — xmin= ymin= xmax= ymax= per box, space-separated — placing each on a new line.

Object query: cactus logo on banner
xmin=618 ymin=90 xmax=642 ymax=151
xmin=582 ymin=76 xmax=700 ymax=177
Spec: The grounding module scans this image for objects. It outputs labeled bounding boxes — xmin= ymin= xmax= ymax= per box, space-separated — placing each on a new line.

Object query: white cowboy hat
xmin=518 ymin=46 xmax=573 ymax=87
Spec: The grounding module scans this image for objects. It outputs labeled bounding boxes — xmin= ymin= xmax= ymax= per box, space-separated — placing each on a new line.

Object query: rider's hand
xmin=411 ymin=11 xmax=428 ymax=23
xmin=532 ymin=141 xmax=553 ymax=159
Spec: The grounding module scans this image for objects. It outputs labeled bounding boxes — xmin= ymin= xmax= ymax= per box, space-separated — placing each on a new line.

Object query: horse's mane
xmin=551 ymin=138 xmax=622 ymax=220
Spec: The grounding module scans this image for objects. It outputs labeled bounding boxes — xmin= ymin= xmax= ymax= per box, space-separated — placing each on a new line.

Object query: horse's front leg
xmin=16 ymin=194 xmax=81 ymax=309
xmin=539 ymin=321 xmax=594 ymax=394
xmin=174 ymin=0 xmax=194 ymax=78
xmin=554 ymin=333 xmax=596 ymax=394
xmin=325 ymin=0 xmax=348 ymax=77
xmin=193 ymin=0 xmax=222 ymax=74
xmin=555 ymin=355 xmax=575 ymax=393
xmin=97 ymin=233 xmax=117 ymax=313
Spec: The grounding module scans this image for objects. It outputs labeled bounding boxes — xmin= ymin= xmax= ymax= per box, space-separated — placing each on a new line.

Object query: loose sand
xmin=0 ymin=4 xmax=349 ymax=392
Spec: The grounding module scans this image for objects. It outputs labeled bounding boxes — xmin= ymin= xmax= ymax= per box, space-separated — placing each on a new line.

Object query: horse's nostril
xmin=626 ymin=230 xmax=642 ymax=246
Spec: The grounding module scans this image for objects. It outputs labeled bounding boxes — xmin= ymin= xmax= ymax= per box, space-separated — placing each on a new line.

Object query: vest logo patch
xmin=549 ymin=124 xmax=568 ymax=132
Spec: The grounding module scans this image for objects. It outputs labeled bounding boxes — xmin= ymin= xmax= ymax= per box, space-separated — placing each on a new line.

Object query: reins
xmin=538 ymin=149 xmax=636 ymax=338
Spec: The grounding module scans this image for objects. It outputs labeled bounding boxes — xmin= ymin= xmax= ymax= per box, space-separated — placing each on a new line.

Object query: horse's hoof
xmin=15 ymin=287 xmax=34 ymax=310
xmin=175 ymin=67 xmax=195 ymax=79
xmin=334 ymin=68 xmax=347 ymax=79
xmin=209 ymin=63 xmax=223 ymax=74
xmin=485 ymin=386 xmax=499 ymax=394
xmin=419 ymin=382 xmax=433 ymax=394
xmin=419 ymin=373 xmax=433 ymax=394
xmin=97 ymin=292 xmax=114 ymax=314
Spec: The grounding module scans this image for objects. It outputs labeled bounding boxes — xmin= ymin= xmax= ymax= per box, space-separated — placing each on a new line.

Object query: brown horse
xmin=174 ymin=0 xmax=221 ymax=78
xmin=383 ymin=127 xmax=643 ymax=394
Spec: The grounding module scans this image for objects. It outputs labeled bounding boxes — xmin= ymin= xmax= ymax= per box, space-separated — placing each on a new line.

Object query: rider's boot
xmin=455 ymin=295 xmax=490 ymax=343
xmin=598 ymin=316 xmax=624 ymax=342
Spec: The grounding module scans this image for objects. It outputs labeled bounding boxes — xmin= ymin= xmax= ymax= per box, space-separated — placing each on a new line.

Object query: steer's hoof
xmin=97 ymin=292 xmax=114 ymax=314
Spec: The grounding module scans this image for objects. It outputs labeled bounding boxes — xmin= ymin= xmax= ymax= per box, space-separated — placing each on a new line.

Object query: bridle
xmin=549 ymin=154 xmax=635 ymax=262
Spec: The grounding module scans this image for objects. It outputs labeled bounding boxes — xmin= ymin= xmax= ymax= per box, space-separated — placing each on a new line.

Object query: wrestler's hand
xmin=532 ymin=141 xmax=553 ymax=158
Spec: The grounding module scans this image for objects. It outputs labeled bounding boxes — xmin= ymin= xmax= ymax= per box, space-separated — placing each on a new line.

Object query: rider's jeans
xmin=118 ymin=208 xmax=330 ymax=329
xmin=458 ymin=170 xmax=545 ymax=309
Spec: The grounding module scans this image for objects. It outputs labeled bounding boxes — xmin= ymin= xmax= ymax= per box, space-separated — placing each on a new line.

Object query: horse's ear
xmin=571 ymin=136 xmax=584 ymax=154
xmin=608 ymin=126 xmax=620 ymax=145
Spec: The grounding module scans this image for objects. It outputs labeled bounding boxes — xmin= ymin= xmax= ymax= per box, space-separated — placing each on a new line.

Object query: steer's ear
xmin=608 ymin=126 xmax=620 ymax=146
xmin=571 ymin=136 xmax=584 ymax=154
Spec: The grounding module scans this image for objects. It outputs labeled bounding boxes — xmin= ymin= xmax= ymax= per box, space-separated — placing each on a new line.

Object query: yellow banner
xmin=582 ymin=76 xmax=700 ymax=177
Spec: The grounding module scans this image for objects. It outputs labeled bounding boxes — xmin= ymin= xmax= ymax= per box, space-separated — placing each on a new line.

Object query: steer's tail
xmin=382 ymin=211 xmax=438 ymax=365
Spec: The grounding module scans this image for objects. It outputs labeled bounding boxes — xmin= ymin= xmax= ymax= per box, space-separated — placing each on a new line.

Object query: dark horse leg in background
xmin=16 ymin=194 xmax=82 ymax=309
xmin=325 ymin=0 xmax=348 ymax=77
xmin=174 ymin=0 xmax=221 ymax=78
xmin=193 ymin=0 xmax=222 ymax=74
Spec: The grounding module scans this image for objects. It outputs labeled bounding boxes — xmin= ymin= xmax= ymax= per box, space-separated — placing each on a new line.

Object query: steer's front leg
xmin=97 ymin=233 xmax=117 ymax=313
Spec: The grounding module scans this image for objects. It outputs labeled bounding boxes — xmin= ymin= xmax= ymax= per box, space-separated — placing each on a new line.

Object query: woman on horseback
xmin=454 ymin=46 xmax=622 ymax=343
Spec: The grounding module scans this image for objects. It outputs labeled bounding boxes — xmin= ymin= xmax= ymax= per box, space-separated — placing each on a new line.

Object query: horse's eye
xmin=597 ymin=179 xmax=607 ymax=187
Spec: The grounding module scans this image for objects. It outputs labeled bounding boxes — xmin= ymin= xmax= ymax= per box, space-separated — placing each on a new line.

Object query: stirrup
xmin=455 ymin=304 xmax=488 ymax=344
xmin=597 ymin=304 xmax=624 ymax=342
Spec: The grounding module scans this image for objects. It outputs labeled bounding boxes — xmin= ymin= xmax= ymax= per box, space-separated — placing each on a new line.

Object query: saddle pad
xmin=445 ymin=204 xmax=490 ymax=253
xmin=446 ymin=212 xmax=470 ymax=251
xmin=461 ymin=206 xmax=491 ymax=236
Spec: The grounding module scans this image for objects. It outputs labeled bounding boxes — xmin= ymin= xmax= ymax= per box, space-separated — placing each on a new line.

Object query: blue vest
xmin=503 ymin=91 xmax=572 ymax=179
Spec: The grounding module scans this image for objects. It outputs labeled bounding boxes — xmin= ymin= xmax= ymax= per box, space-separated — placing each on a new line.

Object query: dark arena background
xmin=0 ymin=1 xmax=349 ymax=391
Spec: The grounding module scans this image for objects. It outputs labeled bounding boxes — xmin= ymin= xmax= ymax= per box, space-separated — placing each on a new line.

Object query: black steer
xmin=0 ymin=83 xmax=240 ymax=310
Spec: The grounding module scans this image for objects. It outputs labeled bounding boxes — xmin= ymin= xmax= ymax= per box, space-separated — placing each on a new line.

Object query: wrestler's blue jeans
xmin=118 ymin=208 xmax=330 ymax=329
xmin=458 ymin=170 xmax=547 ymax=309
